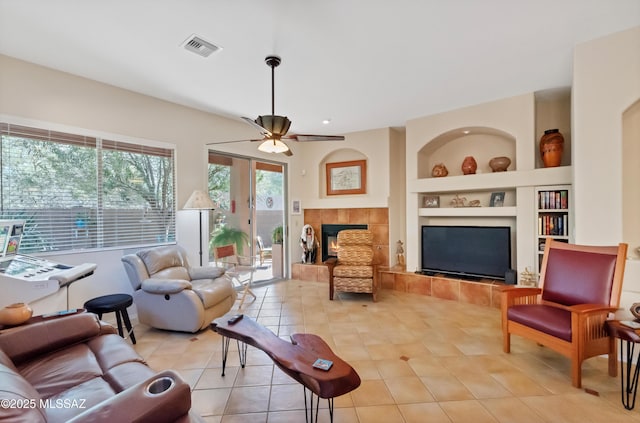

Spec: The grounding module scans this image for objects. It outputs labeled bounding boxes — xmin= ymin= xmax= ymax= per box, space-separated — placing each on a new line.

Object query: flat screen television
xmin=421 ymin=225 xmax=511 ymax=280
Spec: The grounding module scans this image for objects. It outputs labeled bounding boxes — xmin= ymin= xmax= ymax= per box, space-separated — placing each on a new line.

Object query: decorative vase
xmin=489 ymin=156 xmax=511 ymax=172
xmin=0 ymin=302 xmax=33 ymax=326
xmin=431 ymin=163 xmax=448 ymax=177
xmin=461 ymin=156 xmax=477 ymax=175
xmin=539 ymin=129 xmax=564 ymax=168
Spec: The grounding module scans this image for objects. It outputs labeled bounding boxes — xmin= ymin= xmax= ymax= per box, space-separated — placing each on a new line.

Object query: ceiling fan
xmin=208 ymin=55 xmax=344 ymax=156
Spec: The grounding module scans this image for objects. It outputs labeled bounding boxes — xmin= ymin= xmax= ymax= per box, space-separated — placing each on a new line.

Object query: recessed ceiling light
xmin=463 ymin=130 xmax=470 ymax=135
xmin=322 ymin=119 xmax=331 ymax=125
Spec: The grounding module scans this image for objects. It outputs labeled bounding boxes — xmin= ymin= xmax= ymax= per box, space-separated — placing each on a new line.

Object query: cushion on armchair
xmin=541 ymin=248 xmax=617 ymax=306
xmin=137 ymin=246 xmax=185 ymax=275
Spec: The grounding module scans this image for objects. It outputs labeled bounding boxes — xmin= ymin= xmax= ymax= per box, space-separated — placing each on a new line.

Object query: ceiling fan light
xmin=256 ymin=115 xmax=291 ymax=138
xmin=258 ymin=139 xmax=289 ymax=154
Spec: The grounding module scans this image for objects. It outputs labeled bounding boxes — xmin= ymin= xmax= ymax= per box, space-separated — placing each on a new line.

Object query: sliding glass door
xmin=208 ymin=151 xmax=286 ymax=283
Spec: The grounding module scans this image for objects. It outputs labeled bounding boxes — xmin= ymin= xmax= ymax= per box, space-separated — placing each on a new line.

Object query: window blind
xmin=0 ymin=123 xmax=176 ymax=253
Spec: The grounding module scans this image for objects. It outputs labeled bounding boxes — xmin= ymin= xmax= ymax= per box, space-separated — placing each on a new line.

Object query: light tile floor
xmin=131 ymin=280 xmax=640 ymax=422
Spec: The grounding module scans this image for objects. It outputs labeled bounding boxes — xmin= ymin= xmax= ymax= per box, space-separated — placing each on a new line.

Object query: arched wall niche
xmin=622 ymin=98 xmax=640 ymax=258
xmin=320 ymin=148 xmax=368 ymax=197
xmin=417 ymin=126 xmax=516 ymax=179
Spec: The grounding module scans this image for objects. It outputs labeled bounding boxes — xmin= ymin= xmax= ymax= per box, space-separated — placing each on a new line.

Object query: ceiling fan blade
xmin=286 ymin=134 xmax=346 ymax=142
xmin=282 ymin=148 xmax=293 ymax=157
xmin=241 ymin=116 xmax=272 ymax=137
xmin=207 ymin=138 xmax=263 ymax=145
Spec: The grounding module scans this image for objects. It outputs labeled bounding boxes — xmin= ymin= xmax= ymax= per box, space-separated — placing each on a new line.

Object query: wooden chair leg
xmin=571 ymin=359 xmax=582 ymax=388
xmin=502 ymin=332 xmax=511 ymax=353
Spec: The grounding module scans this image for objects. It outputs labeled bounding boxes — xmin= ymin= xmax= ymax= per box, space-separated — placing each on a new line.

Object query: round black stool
xmin=84 ymin=294 xmax=136 ymax=344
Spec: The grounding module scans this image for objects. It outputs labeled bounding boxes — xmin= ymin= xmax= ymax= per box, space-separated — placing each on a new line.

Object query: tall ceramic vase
xmin=539 ymin=129 xmax=564 ymax=167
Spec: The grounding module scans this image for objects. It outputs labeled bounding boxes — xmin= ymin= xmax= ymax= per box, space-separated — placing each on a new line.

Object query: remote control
xmin=228 ymin=314 xmax=243 ymax=324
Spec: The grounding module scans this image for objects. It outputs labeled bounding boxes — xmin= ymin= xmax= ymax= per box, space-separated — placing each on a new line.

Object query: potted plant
xmin=209 ymin=225 xmax=249 ymax=255
xmin=271 ymin=225 xmax=284 ymax=277
xmin=272 ymin=225 xmax=283 ymax=244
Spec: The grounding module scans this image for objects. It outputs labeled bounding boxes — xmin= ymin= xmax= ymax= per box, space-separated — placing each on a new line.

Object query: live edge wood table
xmin=606 ymin=320 xmax=640 ymax=410
xmin=211 ymin=314 xmax=361 ymax=423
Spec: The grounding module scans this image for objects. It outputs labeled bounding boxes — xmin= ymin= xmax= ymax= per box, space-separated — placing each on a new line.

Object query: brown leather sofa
xmin=0 ymin=312 xmax=202 ymax=422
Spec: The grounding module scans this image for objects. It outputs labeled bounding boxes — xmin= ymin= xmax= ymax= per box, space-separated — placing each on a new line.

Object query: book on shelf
xmin=538 ymin=214 xmax=569 ymax=236
xmin=538 ymin=190 xmax=569 ymax=210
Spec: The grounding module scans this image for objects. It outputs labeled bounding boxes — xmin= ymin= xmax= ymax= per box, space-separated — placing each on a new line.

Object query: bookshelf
xmin=536 ymin=185 xmax=572 ymax=271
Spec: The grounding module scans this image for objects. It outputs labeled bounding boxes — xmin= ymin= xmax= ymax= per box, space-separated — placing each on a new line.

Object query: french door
xmin=208 ymin=151 xmax=286 ymax=282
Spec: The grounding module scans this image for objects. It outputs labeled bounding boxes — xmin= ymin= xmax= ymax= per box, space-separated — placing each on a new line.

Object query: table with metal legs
xmin=607 ymin=320 xmax=640 ymax=410
xmin=211 ymin=314 xmax=361 ymax=423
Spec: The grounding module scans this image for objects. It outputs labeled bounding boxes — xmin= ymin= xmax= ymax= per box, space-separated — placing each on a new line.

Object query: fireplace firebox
xmin=321 ymin=224 xmax=368 ymax=262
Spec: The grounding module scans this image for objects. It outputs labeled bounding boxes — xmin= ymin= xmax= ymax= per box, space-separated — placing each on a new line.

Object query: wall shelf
xmin=419 ymin=206 xmax=517 ymax=217
xmin=409 ymin=166 xmax=572 ymax=194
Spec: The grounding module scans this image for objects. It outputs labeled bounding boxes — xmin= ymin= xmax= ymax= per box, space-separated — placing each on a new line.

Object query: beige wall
xmin=623 ymin=100 xmax=640 ymax=257
xmin=573 ymin=26 xmax=640 ymax=312
xmin=0 ymin=54 xmax=398 ymax=311
xmin=389 ymin=127 xmax=407 ymax=267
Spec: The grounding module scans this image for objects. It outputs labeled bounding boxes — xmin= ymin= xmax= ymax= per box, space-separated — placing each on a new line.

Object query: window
xmin=0 ymin=123 xmax=176 ymax=253
xmin=208 ymin=152 xmax=231 ymax=211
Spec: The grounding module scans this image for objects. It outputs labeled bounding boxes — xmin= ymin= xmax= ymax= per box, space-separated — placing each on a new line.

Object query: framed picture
xmin=291 ymin=199 xmax=301 ymax=215
xmin=423 ymin=195 xmax=440 ymax=208
xmin=490 ymin=191 xmax=505 ymax=207
xmin=326 ymin=160 xmax=366 ymax=195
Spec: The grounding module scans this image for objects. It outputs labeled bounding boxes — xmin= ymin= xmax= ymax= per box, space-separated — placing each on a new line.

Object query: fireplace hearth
xmin=321 ymin=224 xmax=367 ymax=262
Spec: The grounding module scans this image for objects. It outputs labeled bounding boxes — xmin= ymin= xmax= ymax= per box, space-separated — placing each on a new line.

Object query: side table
xmin=606 ymin=320 xmax=640 ymax=410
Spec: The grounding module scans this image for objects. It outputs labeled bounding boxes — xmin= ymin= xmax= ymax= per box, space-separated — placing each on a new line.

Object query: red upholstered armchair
xmin=501 ymin=239 xmax=627 ymax=388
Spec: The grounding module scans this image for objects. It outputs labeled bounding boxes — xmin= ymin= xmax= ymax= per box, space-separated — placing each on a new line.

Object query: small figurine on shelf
xmin=395 ymin=240 xmax=405 ymax=269
xmin=519 ymin=267 xmax=537 ymax=287
xmin=431 ymin=163 xmax=448 ymax=177
xmin=450 ymin=195 xmax=467 ymax=207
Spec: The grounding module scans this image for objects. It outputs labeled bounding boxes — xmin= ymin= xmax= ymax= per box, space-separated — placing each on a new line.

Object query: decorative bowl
xmin=0 ymin=302 xmax=33 ymax=326
xmin=489 ymin=156 xmax=511 ymax=172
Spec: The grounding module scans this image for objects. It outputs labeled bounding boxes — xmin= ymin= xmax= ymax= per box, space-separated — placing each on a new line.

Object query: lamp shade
xmin=258 ymin=139 xmax=289 ymax=154
xmin=183 ymin=190 xmax=216 ymax=210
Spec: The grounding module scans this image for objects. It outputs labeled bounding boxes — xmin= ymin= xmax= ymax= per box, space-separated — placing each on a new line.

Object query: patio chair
xmin=214 ymin=244 xmax=257 ymax=309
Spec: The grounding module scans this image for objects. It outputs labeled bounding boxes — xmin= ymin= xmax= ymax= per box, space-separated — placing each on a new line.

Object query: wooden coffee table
xmin=211 ymin=314 xmax=361 ymax=422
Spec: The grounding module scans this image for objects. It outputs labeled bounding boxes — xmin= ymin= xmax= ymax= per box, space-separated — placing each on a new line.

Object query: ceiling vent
xmin=182 ymin=34 xmax=221 ymax=57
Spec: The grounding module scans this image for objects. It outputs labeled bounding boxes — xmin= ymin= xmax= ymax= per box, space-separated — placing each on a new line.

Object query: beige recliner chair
xmin=122 ymin=245 xmax=237 ymax=333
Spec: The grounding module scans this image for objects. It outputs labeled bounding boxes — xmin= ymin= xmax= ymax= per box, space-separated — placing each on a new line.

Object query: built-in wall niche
xmin=534 ymin=88 xmax=572 ymax=169
xmin=321 ymin=148 xmax=367 ymax=198
xmin=417 ymin=127 xmax=516 ymax=179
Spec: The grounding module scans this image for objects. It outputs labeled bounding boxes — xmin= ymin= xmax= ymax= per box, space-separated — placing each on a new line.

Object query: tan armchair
xmin=501 ymin=239 xmax=627 ymax=388
xmin=122 ymin=245 xmax=237 ymax=333
xmin=326 ymin=229 xmax=377 ymax=301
